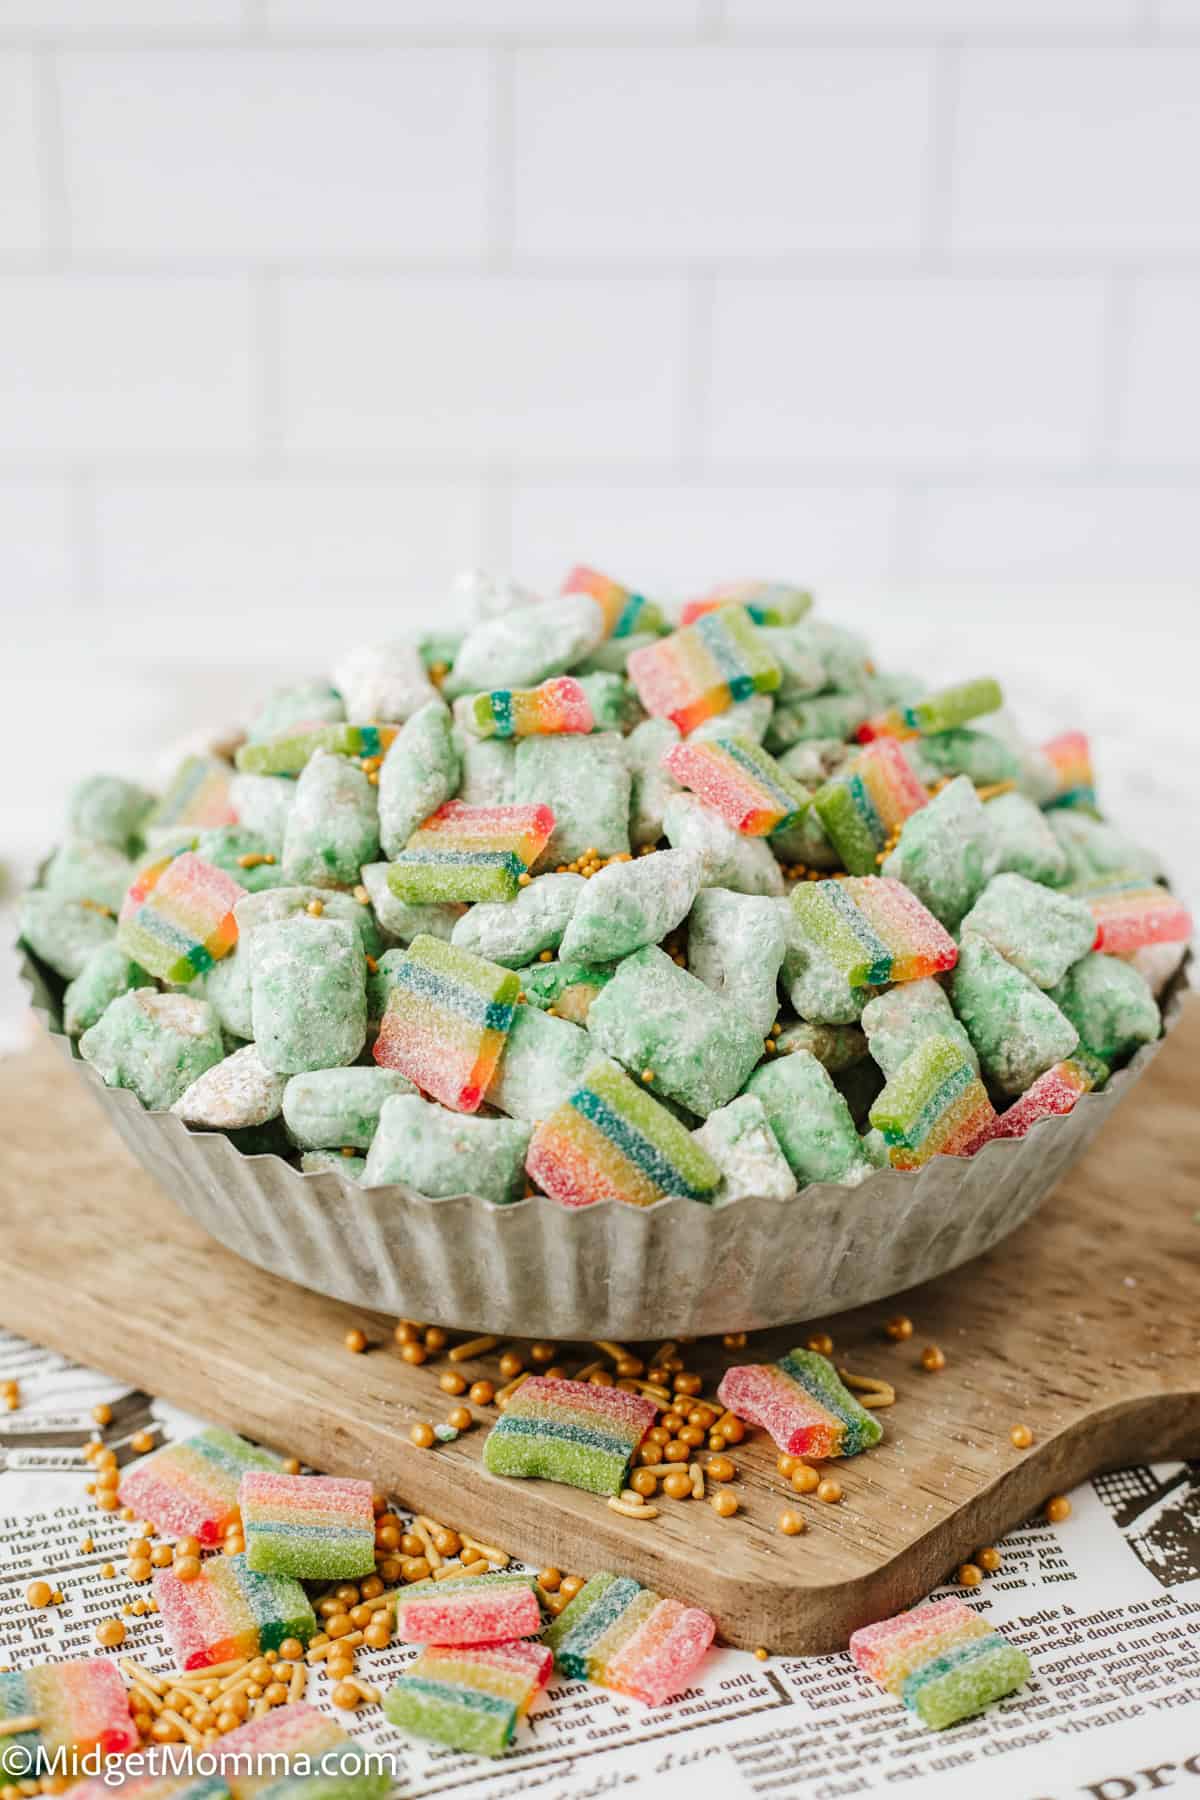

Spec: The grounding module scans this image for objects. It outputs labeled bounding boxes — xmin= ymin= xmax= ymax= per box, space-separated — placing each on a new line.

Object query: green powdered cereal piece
xmin=905 ymin=1639 xmax=1032 ymax=1731
xmin=362 ymin=1094 xmax=530 ymax=1201
xmin=861 ymin=978 xmax=978 ymax=1078
xmin=200 ymin=948 xmax=254 ymax=1040
xmin=42 ymin=839 xmax=132 ymax=913
xmin=419 ymin=629 xmax=464 ymax=670
xmin=882 ymin=775 xmax=991 ymax=931
xmin=456 ymin=734 xmax=517 ymax=806
xmin=282 ymin=749 xmax=379 ymax=889
xmin=484 ymin=1002 xmax=591 ymax=1122
xmin=67 ymin=773 xmax=155 ymax=853
xmin=378 ymin=700 xmax=460 ymax=859
xmin=908 ymin=729 xmax=1020 ymax=789
xmin=951 ymin=936 xmax=1078 ymax=1095
xmin=578 ymin=671 xmax=641 ymax=733
xmin=359 ymin=862 xmax=460 ymax=945
xmin=236 ymin=885 xmax=385 ymax=958
xmin=587 ymin=945 xmax=763 ymax=1116
xmin=778 ymin=1348 xmax=884 ymax=1455
xmin=366 ymin=947 xmax=406 ymax=1022
xmin=757 ymin=625 xmax=825 ymax=701
xmin=195 ymin=826 xmax=285 ymax=892
xmin=1045 ymin=810 xmax=1162 ymax=888
xmin=513 ymin=732 xmax=631 ymax=869
xmin=558 ymin=849 xmax=701 ymax=964
xmin=282 ymin=1066 xmax=416 ymax=1150
xmin=744 ymin=1050 xmax=873 ymax=1186
xmin=19 ymin=889 xmax=116 ymax=978
xmin=63 ymin=942 xmax=155 ymax=1036
xmin=778 ymin=738 xmax=853 ymax=786
xmin=779 ymin=899 xmax=873 ymax=1025
xmin=765 ymin=691 xmax=874 ymax=752
xmin=572 ymin=630 xmax=660 ymax=676
xmin=686 ymin=887 xmax=787 ymax=1040
xmin=452 ymin=872 xmax=584 ymax=967
xmin=622 ymin=717 xmax=682 ymax=847
xmin=983 ymin=791 xmax=1069 ymax=886
xmin=172 ymin=1044 xmax=287 ymax=1130
xmin=229 ymin=772 xmax=296 ymax=856
xmin=961 ymin=873 xmax=1097 ymax=990
xmin=687 ymin=693 xmax=775 ymax=744
xmin=517 ymin=957 xmax=617 ymax=1024
xmin=693 ymin=1094 xmax=797 ymax=1203
xmin=301 ymin=1150 xmax=367 ymax=1181
xmin=774 ymin=1020 xmax=868 ymax=1072
xmin=248 ymin=679 xmax=344 ymax=741
xmin=80 ymin=990 xmax=224 ymax=1110
xmin=1048 ymin=952 xmax=1160 ymax=1065
xmin=446 ymin=593 xmax=604 ymax=696
xmin=809 ymin=620 xmax=875 ymax=692
xmin=249 ymin=916 xmax=366 ymax=1075
xmin=662 ymin=793 xmax=785 ymax=897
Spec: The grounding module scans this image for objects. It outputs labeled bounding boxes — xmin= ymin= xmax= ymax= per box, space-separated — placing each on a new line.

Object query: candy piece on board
xmin=850 ymin=1598 xmax=1030 ymax=1731
xmin=483 ymin=1377 xmax=656 ymax=1496
xmin=240 ymin=1472 xmax=376 ymax=1580
xmin=717 ymin=1348 xmax=883 ymax=1458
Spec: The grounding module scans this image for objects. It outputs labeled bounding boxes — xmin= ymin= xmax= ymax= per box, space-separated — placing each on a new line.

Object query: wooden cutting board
xmin=1 ymin=1005 xmax=1198 ymax=1656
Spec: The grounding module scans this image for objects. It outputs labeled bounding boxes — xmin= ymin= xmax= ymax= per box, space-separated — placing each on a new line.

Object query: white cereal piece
xmin=559 ymin=849 xmax=701 ymax=965
xmin=686 ymin=888 xmax=786 ymax=1041
xmin=456 ymin=735 xmax=517 ymax=807
xmin=452 ymin=872 xmax=585 ymax=967
xmin=171 ymin=1044 xmax=287 ymax=1130
xmin=693 ymin=1095 xmax=797 ymax=1205
xmin=334 ymin=640 xmax=438 ymax=723
xmin=662 ymin=793 xmax=784 ymax=898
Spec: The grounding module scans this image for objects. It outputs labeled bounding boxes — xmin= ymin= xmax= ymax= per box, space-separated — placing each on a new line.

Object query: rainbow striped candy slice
xmin=663 ymin=734 xmax=810 ymax=835
xmin=383 ymin=1640 xmax=552 ymax=1759
xmin=850 ymin=1598 xmax=1030 ymax=1730
xmin=144 ymin=755 xmax=236 ymax=838
xmin=680 ymin=581 xmax=812 ymax=628
xmin=215 ymin=1701 xmax=391 ymax=1800
xmin=543 ymin=1573 xmax=716 ymax=1706
xmin=526 ymin=1056 xmax=721 ymax=1208
xmin=717 ymin=1349 xmax=883 ymax=1459
xmin=235 ymin=723 xmax=397 ymax=778
xmin=393 ymin=1572 xmax=542 ymax=1646
xmin=466 ymin=676 xmax=593 ymax=740
xmin=813 ymin=738 xmax=929 ymax=875
xmin=67 ymin=1777 xmax=230 ymax=1800
xmin=869 ymin=1034 xmax=997 ymax=1170
xmin=1071 ymin=877 xmax=1192 ymax=956
xmin=482 ymin=1375 xmax=656 ymax=1496
xmin=154 ymin=1552 xmax=315 ymax=1670
xmin=561 ymin=565 xmax=664 ymax=639
xmin=117 ymin=851 xmax=245 ymax=983
xmin=240 ymin=1472 xmax=375 ymax=1580
xmin=373 ymin=933 xmax=519 ymax=1112
xmin=858 ymin=677 xmax=1003 ymax=743
xmin=0 ymin=1661 xmax=137 ymax=1779
xmin=790 ymin=876 xmax=957 ymax=988
xmin=387 ymin=800 xmax=555 ymax=904
xmin=628 ymin=606 xmax=781 ymax=734
xmin=994 ymin=1054 xmax=1101 ymax=1140
xmin=1041 ymin=729 xmax=1096 ymax=812
xmin=118 ymin=1427 xmax=282 ymax=1545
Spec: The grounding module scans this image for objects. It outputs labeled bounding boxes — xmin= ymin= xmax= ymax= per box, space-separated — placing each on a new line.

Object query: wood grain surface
xmin=1 ymin=1003 xmax=1197 ymax=1655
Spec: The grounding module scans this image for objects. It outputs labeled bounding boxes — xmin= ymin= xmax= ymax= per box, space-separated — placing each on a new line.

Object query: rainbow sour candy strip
xmin=466 ymin=676 xmax=594 ymax=740
xmin=235 ymin=724 xmax=397 ymax=778
xmin=543 ymin=1573 xmax=715 ymax=1705
xmin=482 ymin=1375 xmax=656 ymax=1496
xmin=118 ymin=1427 xmax=281 ymax=1545
xmin=383 ymin=1641 xmax=552 ymax=1759
xmin=240 ymin=1473 xmax=376 ymax=1580
xmin=526 ymin=1056 xmax=722 ymax=1209
xmin=1040 ymin=730 xmax=1096 ymax=811
xmin=680 ymin=581 xmax=812 ymax=628
xmin=869 ymin=1034 xmax=997 ymax=1170
xmin=0 ymin=1661 xmax=137 ymax=1778
xmin=628 ymin=606 xmax=781 ymax=733
xmin=850 ymin=1598 xmax=1031 ymax=1730
xmin=154 ymin=1553 xmax=315 ymax=1670
xmin=373 ymin=932 xmax=519 ymax=1112
xmin=214 ymin=1701 xmax=391 ymax=1800
xmin=387 ymin=800 xmax=555 ymax=904
xmin=717 ymin=1349 xmax=883 ymax=1459
xmin=66 ymin=1777 xmax=230 ymax=1800
xmin=813 ymin=738 xmax=929 ymax=875
xmin=561 ymin=566 xmax=664 ymax=639
xmin=393 ymin=1572 xmax=542 ymax=1645
xmin=662 ymin=735 xmax=810 ymax=836
xmin=994 ymin=1056 xmax=1099 ymax=1140
xmin=790 ymin=876 xmax=957 ymax=988
xmin=117 ymin=852 xmax=245 ymax=983
xmin=1071 ymin=877 xmax=1192 ymax=956
xmin=144 ymin=755 xmax=237 ymax=837
xmin=858 ymin=677 xmax=1003 ymax=743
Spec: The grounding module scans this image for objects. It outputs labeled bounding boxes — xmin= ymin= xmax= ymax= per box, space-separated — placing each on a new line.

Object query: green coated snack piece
xmin=693 ymin=1094 xmax=797 ymax=1203
xmin=807 ymin=620 xmax=875 ymax=692
xmin=983 ymin=791 xmax=1069 ymax=886
xmin=572 ymin=630 xmax=660 ymax=676
xmin=757 ymin=626 xmax=825 ymax=700
xmin=951 ymin=936 xmax=1079 ymax=1095
xmin=514 ymin=732 xmax=631 ymax=869
xmin=743 ymin=1050 xmax=873 ymax=1187
xmin=248 ymin=679 xmax=344 ymax=741
xmin=80 ymin=990 xmax=224 ymax=1110
xmin=861 ymin=978 xmax=978 ymax=1078
xmin=456 ymin=734 xmax=517 ymax=806
xmin=236 ymin=885 xmax=385 ymax=957
xmin=200 ymin=948 xmax=254 ymax=1040
xmin=777 ymin=738 xmax=853 ymax=787
xmin=765 ymin=691 xmax=873 ymax=752
xmin=62 ymin=942 xmax=155 ymax=1037
xmin=236 ymin=722 xmax=393 ymax=778
xmin=335 ymin=639 xmax=439 ymax=722
xmin=578 ymin=671 xmax=642 ymax=733
xmin=778 ymin=899 xmax=874 ymax=1025
xmin=359 ymin=863 xmax=459 ymax=944
xmin=366 ymin=947 xmax=407 ymax=1022
xmin=516 ymin=957 xmax=617 ymax=1024
xmin=586 ymin=945 xmax=762 ymax=1117
xmin=195 ymin=826 xmax=285 ymax=892
xmin=281 ymin=749 xmax=379 ymax=889
xmin=362 ymin=1093 xmax=531 ymax=1201
xmin=774 ymin=1019 xmax=869 ymax=1072
xmin=172 ymin=1044 xmax=288 ymax=1130
xmin=621 ymin=717 xmax=682 ymax=848
xmin=960 ymin=873 xmax=1097 ymax=990
xmin=687 ymin=693 xmax=775 ymax=745
xmin=1045 ymin=810 xmax=1162 ymax=888
xmin=67 ymin=773 xmax=155 ymax=853
xmin=229 ymin=773 xmax=296 ymax=856
xmin=378 ymin=700 xmax=460 ymax=859
xmin=446 ymin=593 xmax=604 ymax=696
xmin=686 ymin=886 xmax=787 ymax=1040
xmin=282 ymin=1066 xmax=415 ymax=1149
xmin=19 ymin=889 xmax=116 ymax=979
xmin=1048 ymin=952 xmax=1160 ymax=1066
xmin=908 ymin=728 xmax=1020 ymax=789
xmin=452 ymin=872 xmax=584 ymax=967
xmin=301 ymin=1150 xmax=367 ymax=1181
xmin=418 ymin=629 xmax=464 ymax=671
xmin=249 ymin=916 xmax=366 ymax=1075
xmin=484 ymin=1001 xmax=591 ymax=1122
xmin=882 ymin=776 xmax=991 ymax=931
xmin=42 ymin=839 xmax=132 ymax=914
xmin=559 ymin=849 xmax=701 ymax=965
xmin=662 ymin=793 xmax=784 ymax=897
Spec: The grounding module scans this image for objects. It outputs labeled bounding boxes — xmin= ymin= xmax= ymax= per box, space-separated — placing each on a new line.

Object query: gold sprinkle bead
xmin=1010 ymin=1423 xmax=1034 ymax=1449
xmin=306 ymin=899 xmax=324 ymax=917
xmin=1045 ymin=1495 xmax=1072 ymax=1524
xmin=754 ymin=1647 xmax=769 ymax=1663
xmin=92 ymin=1404 xmax=113 ymax=1427
xmin=791 ymin=1467 xmax=820 ymax=1495
xmin=710 ymin=1490 xmax=738 ymax=1518
xmin=920 ymin=1344 xmax=946 ymax=1372
xmin=977 ymin=1547 xmax=1002 ymax=1573
xmin=95 ymin=1620 xmax=125 ymax=1648
xmin=409 ymin=1422 xmax=436 ymax=1449
xmin=641 ymin=1069 xmax=655 ymax=1084
xmin=129 ymin=1431 xmax=155 ymax=1455
xmin=778 ymin=1511 xmax=805 ymax=1536
xmin=344 ymin=1329 xmax=367 ymax=1353
xmin=958 ymin=1563 xmax=983 ymax=1588
xmin=538 ymin=1568 xmax=562 ymax=1592
xmin=353 ymin=885 xmax=370 ymax=904
xmin=806 ymin=1333 xmax=833 ymax=1356
xmin=884 ymin=1314 xmax=913 ymax=1341
xmin=517 ymin=872 xmax=532 ymax=887
xmin=816 ymin=1478 xmax=843 ymax=1505
xmin=25 ymin=1582 xmax=52 ymax=1610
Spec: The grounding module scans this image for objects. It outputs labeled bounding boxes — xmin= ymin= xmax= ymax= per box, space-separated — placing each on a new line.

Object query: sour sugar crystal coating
xmin=388 ymin=800 xmax=555 ymax=905
xmin=383 ymin=1640 xmax=552 ymax=1759
xmin=154 ymin=1552 xmax=315 ymax=1670
xmin=482 ymin=1375 xmax=656 ymax=1496
xmin=1072 ymin=877 xmax=1192 ymax=957
xmin=373 ymin=933 xmax=519 ymax=1113
xmin=789 ymin=876 xmax=957 ymax=988
xmin=215 ymin=1701 xmax=390 ymax=1800
xmin=240 ymin=1472 xmax=375 ymax=1580
xmin=0 ymin=1661 xmax=137 ymax=1778
xmin=717 ymin=1349 xmax=883 ymax=1459
xmin=868 ymin=1035 xmax=997 ymax=1169
xmin=464 ymin=676 xmax=594 ymax=740
xmin=235 ymin=723 xmax=396 ymax=779
xmin=662 ymin=736 xmax=809 ymax=836
xmin=117 ymin=852 xmax=245 ymax=983
xmin=526 ymin=1056 xmax=722 ymax=1208
xmin=858 ymin=677 xmax=1003 ymax=743
xmin=849 ymin=1598 xmax=1030 ymax=1730
xmin=119 ymin=1426 xmax=281 ymax=1545
xmin=681 ymin=580 xmax=812 ymax=628
xmin=144 ymin=755 xmax=236 ymax=841
xmin=543 ymin=1572 xmax=715 ymax=1705
xmin=812 ymin=738 xmax=929 ymax=875
xmin=628 ymin=606 xmax=781 ymax=733
xmin=561 ymin=565 xmax=664 ymax=639
xmin=393 ymin=1572 xmax=542 ymax=1646
xmin=1041 ymin=730 xmax=1096 ymax=811
xmin=994 ymin=1056 xmax=1098 ymax=1139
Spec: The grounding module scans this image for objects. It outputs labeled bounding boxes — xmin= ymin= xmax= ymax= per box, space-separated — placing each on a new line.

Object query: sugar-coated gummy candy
xmin=743 ymin=1051 xmax=873 ymax=1187
xmin=951 ymin=937 xmax=1079 ymax=1096
xmin=907 ymin=728 xmax=1020 ymax=791
xmin=682 ymin=580 xmax=812 ymax=629
xmin=859 ymin=676 xmax=1003 ymax=743
xmin=628 ymin=606 xmax=780 ymax=733
xmin=240 ymin=1472 xmax=375 ymax=1580
xmin=393 ymin=1572 xmax=542 ymax=1646
xmin=281 ymin=749 xmax=379 ymax=890
xmin=20 ymin=890 xmax=116 ymax=979
xmin=155 ymin=1552 xmax=315 ymax=1670
xmin=81 ymin=991 xmax=225 ymax=1111
xmin=358 ymin=862 xmax=460 ymax=945
xmin=543 ymin=1572 xmax=715 ymax=1706
xmin=172 ymin=1044 xmax=287 ymax=1130
xmin=882 ymin=775 xmax=992 ymax=932
xmin=229 ymin=772 xmax=296 ymax=856
xmin=333 ymin=640 xmax=438 ymax=723
xmin=512 ymin=733 xmax=631 ymax=870
xmin=68 ymin=773 xmax=155 ymax=854
xmin=460 ymin=675 xmax=594 ymax=741
xmin=692 ymin=1095 xmax=798 ymax=1203
xmin=389 ymin=800 xmax=555 ymax=905
xmin=868 ymin=1035 xmax=997 ymax=1170
xmin=960 ymin=872 xmax=1098 ymax=990
xmin=281 ymin=1066 xmax=415 ymax=1150
xmin=235 ymin=723 xmax=396 ymax=780
xmin=1040 ymin=729 xmax=1096 ymax=812
xmin=482 ymin=1376 xmax=656 ymax=1495
xmin=376 ymin=700 xmax=460 ymax=860
xmin=813 ymin=738 xmax=929 ymax=876
xmin=790 ymin=876 xmax=957 ymax=988
xmin=452 ymin=871 xmax=584 ymax=967
xmin=849 ymin=1597 xmax=1030 ymax=1731
xmin=587 ymin=945 xmax=763 ymax=1116
xmin=0 ymin=1660 xmax=137 ymax=1778
xmin=526 ymin=1056 xmax=721 ymax=1208
xmin=63 ymin=943 xmax=155 ymax=1037
xmin=561 ymin=564 xmax=665 ymax=639
xmin=193 ymin=826 xmax=284 ymax=893
xmin=58 ymin=1774 xmax=230 ymax=1800
xmin=215 ymin=1701 xmax=390 ymax=1800
xmin=248 ymin=916 xmax=366 ymax=1076
xmin=383 ymin=1639 xmax=551 ymax=1759
xmin=119 ymin=1426 xmax=281 ymax=1546
xmin=144 ymin=756 xmax=236 ymax=844
xmin=43 ymin=839 xmax=133 ymax=915
xmin=1047 ymin=951 xmax=1160 ymax=1066
xmin=118 ymin=852 xmax=245 ymax=983
xmin=558 ymin=848 xmax=701 ymax=965
xmin=484 ymin=1002 xmax=591 ymax=1123
xmin=718 ymin=1348 xmax=883 ymax=1458
xmin=982 ymin=791 xmax=1068 ymax=887
xmin=861 ymin=978 xmax=978 ymax=1078
xmin=1071 ymin=877 xmax=1192 ymax=957
xmin=773 ymin=1020 xmax=869 ymax=1072
xmin=779 ymin=900 xmax=873 ymax=1026
xmin=662 ymin=734 xmax=809 ymax=839
xmin=248 ymin=679 xmax=344 ymax=742
xmin=373 ymin=933 xmax=519 ymax=1113
xmin=621 ymin=716 xmax=683 ymax=848
xmin=686 ymin=886 xmax=787 ymax=1040
xmin=994 ymin=1056 xmax=1099 ymax=1139
xmin=663 ymin=792 xmax=785 ymax=897
xmin=362 ymin=1094 xmax=530 ymax=1200
xmin=516 ymin=956 xmax=617 ymax=1024
xmin=301 ymin=1150 xmax=366 ymax=1182
xmin=447 ymin=594 xmax=604 ymax=697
